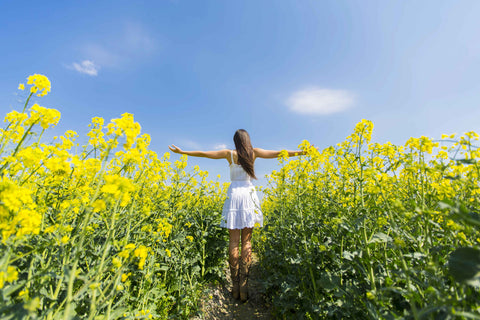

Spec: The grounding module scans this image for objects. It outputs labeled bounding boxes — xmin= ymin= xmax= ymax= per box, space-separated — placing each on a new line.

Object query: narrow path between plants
xmin=194 ymin=253 xmax=271 ymax=320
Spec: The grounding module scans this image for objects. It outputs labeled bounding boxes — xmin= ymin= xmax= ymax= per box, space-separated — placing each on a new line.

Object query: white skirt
xmin=220 ymin=180 xmax=263 ymax=229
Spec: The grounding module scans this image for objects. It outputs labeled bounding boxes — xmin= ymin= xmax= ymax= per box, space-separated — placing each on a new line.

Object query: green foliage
xmin=256 ymin=122 xmax=480 ymax=319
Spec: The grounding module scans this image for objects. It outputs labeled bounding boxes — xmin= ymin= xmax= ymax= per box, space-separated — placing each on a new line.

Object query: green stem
xmin=88 ymin=200 xmax=119 ymax=319
xmin=22 ymin=92 xmax=34 ymax=113
xmin=63 ymin=140 xmax=115 ymax=320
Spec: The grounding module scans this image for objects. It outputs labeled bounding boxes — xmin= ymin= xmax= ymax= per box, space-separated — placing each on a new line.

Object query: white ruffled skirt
xmin=220 ymin=180 xmax=263 ymax=229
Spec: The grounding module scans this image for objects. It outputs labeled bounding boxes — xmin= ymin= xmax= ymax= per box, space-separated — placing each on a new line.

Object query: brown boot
xmin=239 ymin=259 xmax=251 ymax=302
xmin=229 ymin=262 xmax=240 ymax=300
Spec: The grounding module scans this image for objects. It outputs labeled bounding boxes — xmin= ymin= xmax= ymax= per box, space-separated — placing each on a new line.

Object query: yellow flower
xmin=18 ymin=83 xmax=25 ymax=90
xmin=26 ymin=74 xmax=51 ymax=97
xmin=118 ymin=250 xmax=130 ymax=259
xmin=101 ymin=174 xmax=136 ymax=206
xmin=7 ymin=267 xmax=18 ymax=283
xmin=121 ymin=273 xmax=131 ymax=282
xmin=25 ymin=104 xmax=61 ymax=129
xmin=106 ymin=113 xmax=141 ymax=150
xmin=18 ymin=288 xmax=29 ymax=298
xmin=165 ymin=248 xmax=172 ymax=258
xmin=112 ymin=257 xmax=122 ymax=269
xmin=457 ymin=232 xmax=467 ymax=243
xmin=125 ymin=243 xmax=136 ymax=250
xmin=0 ymin=266 xmax=20 ymax=288
xmin=89 ymin=283 xmax=100 ymax=290
xmin=92 ymin=199 xmax=106 ymax=213
xmin=366 ymin=291 xmax=375 ymax=300
xmin=134 ymin=245 xmax=150 ymax=270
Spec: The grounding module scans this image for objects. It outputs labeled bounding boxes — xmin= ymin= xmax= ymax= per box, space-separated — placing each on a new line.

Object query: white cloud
xmin=286 ymin=87 xmax=354 ymax=115
xmin=71 ymin=60 xmax=99 ymax=76
xmin=213 ymin=143 xmax=227 ymax=150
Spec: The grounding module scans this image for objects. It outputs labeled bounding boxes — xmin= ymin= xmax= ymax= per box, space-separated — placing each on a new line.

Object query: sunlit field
xmin=1 ymin=75 xmax=479 ymax=319
xmin=257 ymin=121 xmax=480 ymax=319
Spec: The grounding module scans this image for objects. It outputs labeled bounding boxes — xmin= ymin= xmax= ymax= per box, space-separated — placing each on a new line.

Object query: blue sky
xmin=2 ymin=1 xmax=480 ymax=185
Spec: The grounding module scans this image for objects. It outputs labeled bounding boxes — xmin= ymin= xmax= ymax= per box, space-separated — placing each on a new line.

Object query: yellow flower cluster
xmin=263 ymin=118 xmax=480 ymax=247
xmin=155 ymin=217 xmax=173 ymax=240
xmin=133 ymin=245 xmax=152 ymax=270
xmin=0 ymin=74 xmax=230 ymax=318
xmin=0 ymin=266 xmax=18 ymax=289
xmin=25 ymin=104 xmax=61 ymax=129
xmin=107 ymin=113 xmax=141 ymax=150
xmin=0 ymin=177 xmax=40 ymax=240
xmin=101 ymin=174 xmax=136 ymax=206
xmin=22 ymin=74 xmax=51 ymax=97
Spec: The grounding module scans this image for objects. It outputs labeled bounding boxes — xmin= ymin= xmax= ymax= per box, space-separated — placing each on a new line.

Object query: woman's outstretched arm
xmin=169 ymin=144 xmax=229 ymax=159
xmin=254 ymin=148 xmax=306 ymax=159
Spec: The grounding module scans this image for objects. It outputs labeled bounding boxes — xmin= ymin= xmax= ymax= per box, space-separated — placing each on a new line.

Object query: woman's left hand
xmin=168 ymin=144 xmax=183 ymax=154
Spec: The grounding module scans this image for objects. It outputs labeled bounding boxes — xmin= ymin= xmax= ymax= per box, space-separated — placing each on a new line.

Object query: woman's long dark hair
xmin=233 ymin=129 xmax=257 ymax=179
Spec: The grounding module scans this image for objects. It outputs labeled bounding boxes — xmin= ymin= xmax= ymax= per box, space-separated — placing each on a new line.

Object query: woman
xmin=169 ymin=129 xmax=305 ymax=301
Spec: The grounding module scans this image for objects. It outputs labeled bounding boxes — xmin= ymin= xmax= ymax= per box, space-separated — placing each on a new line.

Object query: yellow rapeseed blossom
xmin=0 ymin=266 xmax=19 ymax=289
xmin=106 ymin=113 xmax=141 ymax=150
xmin=26 ymin=74 xmax=51 ymax=97
xmin=112 ymin=257 xmax=122 ymax=269
xmin=133 ymin=245 xmax=151 ymax=270
xmin=92 ymin=199 xmax=106 ymax=213
xmin=18 ymin=288 xmax=29 ymax=298
xmin=121 ymin=273 xmax=131 ymax=282
xmin=101 ymin=174 xmax=136 ymax=206
xmin=366 ymin=291 xmax=375 ymax=300
xmin=25 ymin=104 xmax=61 ymax=129
xmin=0 ymin=177 xmax=40 ymax=241
xmin=155 ymin=218 xmax=173 ymax=239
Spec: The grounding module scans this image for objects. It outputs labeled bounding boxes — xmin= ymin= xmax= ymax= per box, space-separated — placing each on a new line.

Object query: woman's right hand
xmin=168 ymin=144 xmax=183 ymax=154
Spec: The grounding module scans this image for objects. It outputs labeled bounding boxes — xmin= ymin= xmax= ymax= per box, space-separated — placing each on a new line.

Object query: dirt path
xmin=194 ymin=253 xmax=272 ymax=320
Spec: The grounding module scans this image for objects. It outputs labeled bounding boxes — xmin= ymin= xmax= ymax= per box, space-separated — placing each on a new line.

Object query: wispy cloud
xmin=69 ymin=60 xmax=99 ymax=76
xmin=179 ymin=139 xmax=202 ymax=150
xmin=286 ymin=87 xmax=355 ymax=115
xmin=67 ymin=22 xmax=157 ymax=75
xmin=123 ymin=22 xmax=156 ymax=55
xmin=213 ymin=143 xmax=227 ymax=150
xmin=83 ymin=44 xmax=121 ymax=67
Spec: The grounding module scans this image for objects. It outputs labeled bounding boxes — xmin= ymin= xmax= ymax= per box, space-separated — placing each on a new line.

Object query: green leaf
xmin=317 ymin=272 xmax=340 ymax=291
xmin=404 ymin=252 xmax=426 ymax=260
xmin=453 ymin=311 xmax=480 ymax=319
xmin=368 ymin=232 xmax=392 ymax=244
xmin=342 ymin=251 xmax=355 ymax=261
xmin=438 ymin=199 xmax=454 ymax=210
xmin=2 ymin=282 xmax=25 ymax=297
xmin=449 ymin=247 xmax=480 ymax=285
xmin=456 ymin=158 xmax=476 ymax=165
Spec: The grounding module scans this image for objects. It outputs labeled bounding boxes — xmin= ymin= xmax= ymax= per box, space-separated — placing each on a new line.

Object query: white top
xmin=229 ymin=150 xmax=251 ymax=182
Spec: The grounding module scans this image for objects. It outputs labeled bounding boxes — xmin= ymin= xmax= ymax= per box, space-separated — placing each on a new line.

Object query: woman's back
xmin=229 ymin=151 xmax=252 ymax=182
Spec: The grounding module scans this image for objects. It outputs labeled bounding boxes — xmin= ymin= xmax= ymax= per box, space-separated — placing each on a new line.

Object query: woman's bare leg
xmin=228 ymin=229 xmax=241 ymax=299
xmin=239 ymin=227 xmax=253 ymax=301
xmin=241 ymin=227 xmax=253 ymax=265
